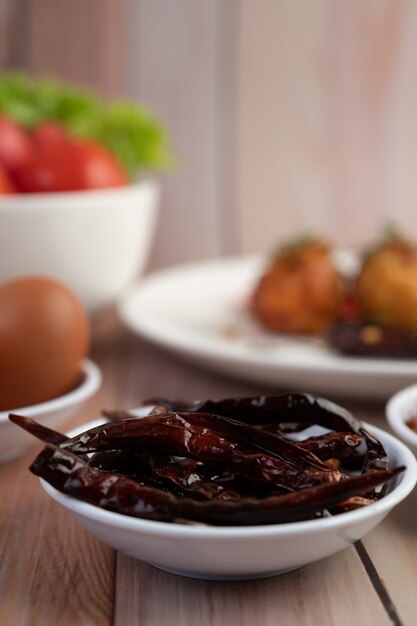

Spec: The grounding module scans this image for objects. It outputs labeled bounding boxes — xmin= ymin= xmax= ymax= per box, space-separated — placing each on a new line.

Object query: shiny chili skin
xmin=61 ymin=412 xmax=339 ymax=491
xmin=9 ymin=413 xmax=68 ymax=445
xmin=30 ymin=444 xmax=403 ymax=526
xmin=298 ymin=432 xmax=364 ymax=462
xmin=10 ymin=392 xmax=397 ymax=526
xmin=144 ymin=393 xmax=362 ymax=433
xmin=89 ymin=450 xmax=260 ymax=501
xmin=11 ymin=411 xmax=337 ymax=492
xmin=100 ymin=411 xmax=331 ymax=471
xmin=142 ymin=394 xmax=387 ymax=473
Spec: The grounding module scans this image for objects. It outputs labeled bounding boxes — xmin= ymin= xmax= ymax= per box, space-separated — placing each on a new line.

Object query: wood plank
xmin=362 ymin=494 xmax=417 ymax=626
xmin=330 ymin=404 xmax=415 ymax=626
xmin=124 ymin=0 xmax=227 ymax=268
xmin=25 ymin=0 xmax=122 ymax=93
xmin=113 ymin=548 xmax=389 ymax=626
xmin=0 ymin=0 xmax=19 ymax=69
xmin=357 ymin=412 xmax=417 ymax=626
xmin=0 ymin=390 xmax=114 ymax=626
xmin=235 ymin=0 xmax=334 ymax=254
xmin=235 ymin=0 xmax=417 ymax=255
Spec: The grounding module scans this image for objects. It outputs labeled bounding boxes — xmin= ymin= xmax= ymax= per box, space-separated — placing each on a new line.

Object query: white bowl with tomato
xmin=0 ymin=74 xmax=171 ymax=314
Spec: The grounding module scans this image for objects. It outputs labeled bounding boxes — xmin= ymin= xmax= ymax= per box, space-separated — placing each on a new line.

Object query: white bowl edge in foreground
xmin=40 ymin=419 xmax=417 ymax=580
xmin=0 ymin=359 xmax=102 ymax=462
xmin=386 ymin=384 xmax=417 ymax=455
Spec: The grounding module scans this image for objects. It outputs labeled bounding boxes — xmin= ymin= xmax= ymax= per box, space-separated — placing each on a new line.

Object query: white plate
xmin=39 ymin=417 xmax=417 ymax=580
xmin=118 ymin=255 xmax=417 ymax=400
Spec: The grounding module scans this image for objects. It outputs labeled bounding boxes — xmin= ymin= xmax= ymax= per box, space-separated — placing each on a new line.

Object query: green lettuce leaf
xmin=0 ymin=72 xmax=174 ymax=176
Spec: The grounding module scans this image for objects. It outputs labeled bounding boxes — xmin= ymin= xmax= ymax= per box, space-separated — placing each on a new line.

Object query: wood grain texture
xmin=236 ymin=0 xmax=333 ymax=254
xmin=124 ymin=0 xmax=227 ymax=269
xmin=0 ymin=0 xmax=19 ymax=68
xmin=113 ymin=549 xmax=390 ymax=626
xmin=236 ymin=0 xmax=417 ymax=255
xmin=361 ymin=453 xmax=417 ymax=626
xmin=0 ymin=393 xmax=114 ymax=626
xmin=25 ymin=0 xmax=125 ymax=94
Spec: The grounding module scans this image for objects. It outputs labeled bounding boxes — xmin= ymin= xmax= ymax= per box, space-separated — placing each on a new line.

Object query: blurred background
xmin=1 ymin=0 xmax=416 ymax=269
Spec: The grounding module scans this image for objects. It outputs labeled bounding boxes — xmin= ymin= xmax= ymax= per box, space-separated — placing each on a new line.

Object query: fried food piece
xmin=356 ymin=236 xmax=417 ymax=330
xmin=253 ymin=239 xmax=342 ymax=334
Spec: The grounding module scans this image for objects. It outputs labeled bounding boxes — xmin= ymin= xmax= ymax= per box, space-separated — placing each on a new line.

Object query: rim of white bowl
xmin=40 ymin=420 xmax=417 ymax=538
xmin=386 ymin=384 xmax=417 ymax=449
xmin=0 ymin=178 xmax=158 ymax=210
xmin=0 ymin=358 xmax=102 ymax=422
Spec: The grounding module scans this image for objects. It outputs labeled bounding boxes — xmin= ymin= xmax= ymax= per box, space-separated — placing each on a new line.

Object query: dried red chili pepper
xmin=144 ymin=393 xmax=362 ymax=433
xmin=142 ymin=394 xmax=387 ymax=474
xmin=89 ymin=450 xmax=248 ymax=501
xmin=11 ymin=412 xmax=337 ymax=492
xmin=29 ymin=444 xmax=404 ymax=525
xmin=10 ymin=392 xmax=400 ymax=526
xmin=9 ymin=413 xmax=68 ymax=445
xmin=143 ymin=456 xmax=268 ymax=501
xmin=298 ymin=432 xmax=363 ymax=463
xmin=60 ymin=412 xmax=338 ymax=491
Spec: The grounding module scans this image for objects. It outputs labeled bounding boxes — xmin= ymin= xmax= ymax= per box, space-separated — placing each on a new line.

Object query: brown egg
xmin=0 ymin=277 xmax=90 ymax=410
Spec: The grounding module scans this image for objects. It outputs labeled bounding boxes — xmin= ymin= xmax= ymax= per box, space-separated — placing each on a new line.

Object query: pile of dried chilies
xmin=10 ymin=393 xmax=404 ymax=526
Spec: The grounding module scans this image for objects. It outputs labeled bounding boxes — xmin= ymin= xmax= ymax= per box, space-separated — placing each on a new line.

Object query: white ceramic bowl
xmin=39 ymin=419 xmax=416 ymax=580
xmin=1 ymin=359 xmax=101 ymax=463
xmin=0 ymin=180 xmax=159 ymax=314
xmin=386 ymin=384 xmax=417 ymax=456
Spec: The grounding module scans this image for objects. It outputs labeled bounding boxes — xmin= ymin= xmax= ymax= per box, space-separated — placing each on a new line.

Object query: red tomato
xmin=31 ymin=121 xmax=69 ymax=153
xmin=12 ymin=120 xmax=128 ymax=193
xmin=72 ymin=140 xmax=128 ymax=189
xmin=14 ymin=142 xmax=79 ymax=193
xmin=14 ymin=121 xmax=82 ymax=192
xmin=0 ymin=116 xmax=33 ymax=175
xmin=0 ymin=163 xmax=16 ymax=194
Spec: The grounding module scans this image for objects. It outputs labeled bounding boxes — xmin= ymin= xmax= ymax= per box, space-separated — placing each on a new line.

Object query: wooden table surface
xmin=1 ymin=312 xmax=417 ymax=626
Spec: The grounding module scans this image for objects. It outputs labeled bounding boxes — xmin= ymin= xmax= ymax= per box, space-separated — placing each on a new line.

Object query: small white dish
xmin=0 ymin=358 xmax=101 ymax=462
xmin=118 ymin=254 xmax=417 ymax=400
xmin=386 ymin=384 xmax=417 ymax=456
xmin=39 ymin=418 xmax=416 ymax=580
